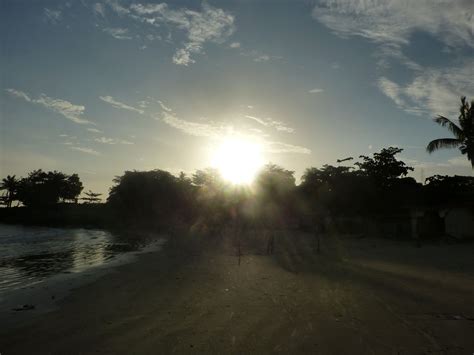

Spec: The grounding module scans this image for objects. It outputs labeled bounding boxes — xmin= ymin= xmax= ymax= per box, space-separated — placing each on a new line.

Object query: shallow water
xmin=0 ymin=224 xmax=159 ymax=295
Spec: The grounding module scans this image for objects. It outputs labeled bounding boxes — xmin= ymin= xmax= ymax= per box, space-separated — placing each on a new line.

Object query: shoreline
xmin=0 ymin=236 xmax=165 ymax=330
xmin=2 ymin=232 xmax=474 ymax=354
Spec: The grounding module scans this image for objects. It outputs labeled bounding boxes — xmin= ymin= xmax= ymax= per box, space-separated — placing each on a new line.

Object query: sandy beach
xmin=1 ymin=231 xmax=474 ymax=354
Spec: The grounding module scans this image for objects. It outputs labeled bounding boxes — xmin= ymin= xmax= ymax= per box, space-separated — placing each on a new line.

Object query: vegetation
xmin=1 ymin=170 xmax=83 ymax=208
xmin=1 ymin=146 xmax=472 ymax=232
xmin=1 ymin=175 xmax=18 ymax=208
xmin=427 ymin=96 xmax=474 ymax=168
xmin=81 ymin=190 xmax=103 ymax=204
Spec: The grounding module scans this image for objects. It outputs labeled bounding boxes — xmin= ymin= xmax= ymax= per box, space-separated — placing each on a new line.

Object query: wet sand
xmin=1 ymin=232 xmax=474 ymax=354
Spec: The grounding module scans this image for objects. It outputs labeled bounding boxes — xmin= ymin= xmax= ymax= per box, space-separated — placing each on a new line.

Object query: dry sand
xmin=1 ymin=231 xmax=474 ymax=354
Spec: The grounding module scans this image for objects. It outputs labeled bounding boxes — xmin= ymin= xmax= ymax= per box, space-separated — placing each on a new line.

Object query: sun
xmin=211 ymin=137 xmax=264 ymax=184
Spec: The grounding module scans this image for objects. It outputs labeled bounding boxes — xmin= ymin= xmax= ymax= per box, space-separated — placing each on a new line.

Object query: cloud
xmin=244 ymin=115 xmax=294 ymax=133
xmin=105 ymin=0 xmax=130 ymax=16
xmin=265 ymin=141 xmax=311 ymax=154
xmin=240 ymin=50 xmax=281 ymax=63
xmin=94 ymin=136 xmax=135 ymax=144
xmin=93 ymin=3 xmax=105 ymax=17
xmin=161 ymin=111 xmax=227 ymax=138
xmin=44 ymin=8 xmax=61 ymax=24
xmin=312 ymin=0 xmax=474 ymax=118
xmin=156 ymin=103 xmax=309 ymax=154
xmin=137 ymin=100 xmax=149 ymax=108
xmin=229 ymin=42 xmax=241 ymax=48
xmin=99 ymin=96 xmax=145 ymax=114
xmin=70 ymin=146 xmax=101 ymax=156
xmin=87 ymin=128 xmax=102 ymax=133
xmin=378 ymin=60 xmax=474 ymax=118
xmin=312 ymin=0 xmax=474 ymax=49
xmin=157 ymin=100 xmax=172 ymax=112
xmin=6 ymin=89 xmax=93 ymax=125
xmin=34 ymin=95 xmax=91 ymax=124
xmin=104 ymin=2 xmax=235 ymax=66
xmin=103 ymin=27 xmax=132 ymax=40
xmin=6 ymin=88 xmax=32 ymax=102
xmin=254 ymin=55 xmax=270 ymax=62
xmin=309 ymin=88 xmax=324 ymax=94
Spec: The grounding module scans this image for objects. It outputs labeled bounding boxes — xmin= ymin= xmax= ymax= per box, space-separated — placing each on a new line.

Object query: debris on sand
xmin=12 ymin=304 xmax=35 ymax=311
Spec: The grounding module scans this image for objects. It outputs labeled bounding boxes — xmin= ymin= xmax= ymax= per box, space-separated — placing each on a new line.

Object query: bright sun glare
xmin=211 ymin=137 xmax=264 ymax=185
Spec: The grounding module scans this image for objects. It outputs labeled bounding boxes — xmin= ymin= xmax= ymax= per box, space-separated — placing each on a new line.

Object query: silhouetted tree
xmin=355 ymin=147 xmax=413 ymax=186
xmin=108 ymin=170 xmax=194 ymax=226
xmin=423 ymin=175 xmax=474 ymax=205
xmin=254 ymin=164 xmax=296 ymax=225
xmin=81 ymin=190 xmax=102 ymax=204
xmin=61 ymin=174 xmax=83 ymax=203
xmin=0 ymin=175 xmax=18 ymax=207
xmin=15 ymin=170 xmax=83 ymax=207
xmin=300 ymin=164 xmax=374 ymax=215
xmin=427 ymin=97 xmax=474 ymax=168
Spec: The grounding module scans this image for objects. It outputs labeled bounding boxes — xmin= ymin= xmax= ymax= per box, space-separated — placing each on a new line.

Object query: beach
xmin=1 ymin=231 xmax=474 ymax=354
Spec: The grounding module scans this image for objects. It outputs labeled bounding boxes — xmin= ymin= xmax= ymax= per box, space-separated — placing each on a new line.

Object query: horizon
xmin=1 ymin=0 xmax=473 ymax=196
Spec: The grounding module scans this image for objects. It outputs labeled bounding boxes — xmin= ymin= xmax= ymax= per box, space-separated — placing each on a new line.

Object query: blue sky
xmin=1 ymin=0 xmax=473 ymax=195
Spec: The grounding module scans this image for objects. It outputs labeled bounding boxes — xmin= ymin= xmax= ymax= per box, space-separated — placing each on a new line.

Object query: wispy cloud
xmin=157 ymin=100 xmax=172 ymax=112
xmin=156 ymin=103 xmax=309 ymax=154
xmin=87 ymin=128 xmax=102 ymax=133
xmin=240 ymin=49 xmax=281 ymax=63
xmin=103 ymin=2 xmax=235 ymax=66
xmin=244 ymin=115 xmax=294 ymax=133
xmin=254 ymin=55 xmax=270 ymax=62
xmin=378 ymin=60 xmax=474 ymax=118
xmin=312 ymin=0 xmax=474 ymax=119
xmin=312 ymin=0 xmax=473 ymax=49
xmin=103 ymin=27 xmax=132 ymax=40
xmin=308 ymin=88 xmax=324 ymax=94
xmin=44 ymin=8 xmax=61 ymax=24
xmin=229 ymin=42 xmax=241 ymax=48
xmin=94 ymin=136 xmax=134 ymax=145
xmin=6 ymin=89 xmax=93 ymax=125
xmin=93 ymin=3 xmax=105 ymax=17
xmin=161 ymin=111 xmax=228 ymax=138
xmin=70 ymin=146 xmax=101 ymax=156
xmin=265 ymin=141 xmax=311 ymax=154
xmin=99 ymin=95 xmax=145 ymax=114
xmin=6 ymin=88 xmax=32 ymax=102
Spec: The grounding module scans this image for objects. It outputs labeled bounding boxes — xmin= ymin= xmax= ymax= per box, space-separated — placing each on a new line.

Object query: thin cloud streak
xmin=244 ymin=115 xmax=294 ymax=133
xmin=157 ymin=104 xmax=309 ymax=154
xmin=99 ymin=96 xmax=145 ymax=115
xmin=6 ymin=89 xmax=94 ymax=125
xmin=69 ymin=146 xmax=101 ymax=156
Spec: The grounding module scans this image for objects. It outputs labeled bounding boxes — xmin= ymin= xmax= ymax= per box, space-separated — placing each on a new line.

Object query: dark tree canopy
xmin=107 ymin=170 xmax=195 ymax=225
xmin=15 ymin=170 xmax=84 ymax=207
xmin=0 ymin=175 xmax=18 ymax=207
xmin=355 ymin=147 xmax=414 ymax=185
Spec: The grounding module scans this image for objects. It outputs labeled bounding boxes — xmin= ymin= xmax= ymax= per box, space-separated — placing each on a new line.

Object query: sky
xmin=1 ymin=0 xmax=473 ymax=196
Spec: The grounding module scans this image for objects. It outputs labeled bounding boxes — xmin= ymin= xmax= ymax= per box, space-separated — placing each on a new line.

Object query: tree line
xmin=0 ymin=170 xmax=102 ymax=208
xmin=1 ymin=97 xmax=473 ymax=227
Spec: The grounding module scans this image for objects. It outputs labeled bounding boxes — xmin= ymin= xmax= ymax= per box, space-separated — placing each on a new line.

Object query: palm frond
xmin=433 ymin=116 xmax=464 ymax=139
xmin=426 ymin=138 xmax=461 ymax=153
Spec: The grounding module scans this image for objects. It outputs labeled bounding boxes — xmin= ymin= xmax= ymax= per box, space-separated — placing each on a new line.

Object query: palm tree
xmin=0 ymin=175 xmax=18 ymax=207
xmin=427 ymin=97 xmax=474 ymax=168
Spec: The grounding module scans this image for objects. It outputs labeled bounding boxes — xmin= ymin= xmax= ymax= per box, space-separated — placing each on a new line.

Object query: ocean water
xmin=0 ymin=224 xmax=161 ymax=296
